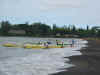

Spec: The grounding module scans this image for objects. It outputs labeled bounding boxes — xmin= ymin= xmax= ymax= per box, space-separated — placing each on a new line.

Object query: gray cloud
xmin=42 ymin=0 xmax=84 ymax=9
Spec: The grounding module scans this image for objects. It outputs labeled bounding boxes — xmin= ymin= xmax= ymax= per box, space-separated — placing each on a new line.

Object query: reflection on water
xmin=0 ymin=37 xmax=87 ymax=75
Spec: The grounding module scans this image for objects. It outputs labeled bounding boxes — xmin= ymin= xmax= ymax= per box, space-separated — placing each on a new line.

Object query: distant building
xmin=56 ymin=33 xmax=61 ymax=37
xmin=8 ymin=29 xmax=26 ymax=35
xmin=64 ymin=34 xmax=79 ymax=38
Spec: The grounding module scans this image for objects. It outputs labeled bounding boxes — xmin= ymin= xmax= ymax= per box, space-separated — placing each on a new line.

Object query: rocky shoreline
xmin=52 ymin=39 xmax=100 ymax=75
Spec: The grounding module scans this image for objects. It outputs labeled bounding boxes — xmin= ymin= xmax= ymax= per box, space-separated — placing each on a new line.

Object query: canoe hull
xmin=3 ymin=43 xmax=17 ymax=47
xmin=3 ymin=43 xmax=63 ymax=48
xmin=24 ymin=45 xmax=62 ymax=49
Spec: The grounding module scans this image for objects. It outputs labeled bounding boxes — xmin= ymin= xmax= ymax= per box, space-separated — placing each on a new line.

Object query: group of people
xmin=56 ymin=40 xmax=64 ymax=47
xmin=38 ymin=39 xmax=75 ymax=48
xmin=38 ymin=41 xmax=51 ymax=48
xmin=56 ymin=39 xmax=75 ymax=47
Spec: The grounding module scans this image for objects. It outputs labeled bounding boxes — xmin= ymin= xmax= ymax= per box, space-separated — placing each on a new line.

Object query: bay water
xmin=0 ymin=37 xmax=87 ymax=75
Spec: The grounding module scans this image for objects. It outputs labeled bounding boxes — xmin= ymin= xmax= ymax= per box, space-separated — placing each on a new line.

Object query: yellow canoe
xmin=24 ymin=44 xmax=63 ymax=49
xmin=3 ymin=43 xmax=63 ymax=48
xmin=23 ymin=44 xmax=45 ymax=48
xmin=3 ymin=43 xmax=17 ymax=47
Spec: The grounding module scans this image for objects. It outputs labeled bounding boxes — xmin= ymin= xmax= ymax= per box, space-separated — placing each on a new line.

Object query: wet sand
xmin=52 ymin=39 xmax=100 ymax=75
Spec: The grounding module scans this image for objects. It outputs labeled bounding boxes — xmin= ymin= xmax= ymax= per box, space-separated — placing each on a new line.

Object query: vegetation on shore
xmin=0 ymin=21 xmax=100 ymax=38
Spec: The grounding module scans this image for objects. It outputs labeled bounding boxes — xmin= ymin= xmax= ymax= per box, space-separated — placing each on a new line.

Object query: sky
xmin=0 ymin=0 xmax=100 ymax=28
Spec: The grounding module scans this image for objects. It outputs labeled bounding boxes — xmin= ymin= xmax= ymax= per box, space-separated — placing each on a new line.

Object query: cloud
xmin=42 ymin=0 xmax=83 ymax=9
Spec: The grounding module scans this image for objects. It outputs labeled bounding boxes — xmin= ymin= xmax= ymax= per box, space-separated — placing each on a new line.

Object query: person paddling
xmin=44 ymin=42 xmax=48 ymax=48
xmin=56 ymin=40 xmax=64 ymax=48
xmin=56 ymin=40 xmax=59 ymax=46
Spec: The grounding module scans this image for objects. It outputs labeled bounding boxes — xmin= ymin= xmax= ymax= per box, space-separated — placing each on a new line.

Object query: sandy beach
xmin=52 ymin=39 xmax=100 ymax=75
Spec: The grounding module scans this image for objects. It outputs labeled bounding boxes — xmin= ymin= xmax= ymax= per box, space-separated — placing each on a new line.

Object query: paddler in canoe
xmin=43 ymin=41 xmax=63 ymax=48
xmin=43 ymin=42 xmax=49 ymax=48
xmin=56 ymin=40 xmax=64 ymax=48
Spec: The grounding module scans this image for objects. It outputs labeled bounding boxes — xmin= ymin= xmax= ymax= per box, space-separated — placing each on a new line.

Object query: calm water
xmin=0 ymin=37 xmax=87 ymax=75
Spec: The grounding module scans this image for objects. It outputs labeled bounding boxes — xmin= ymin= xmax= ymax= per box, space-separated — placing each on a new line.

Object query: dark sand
xmin=52 ymin=39 xmax=100 ymax=75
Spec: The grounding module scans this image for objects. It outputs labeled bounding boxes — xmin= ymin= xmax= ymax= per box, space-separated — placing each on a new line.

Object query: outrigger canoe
xmin=24 ymin=44 xmax=63 ymax=48
xmin=2 ymin=43 xmax=64 ymax=48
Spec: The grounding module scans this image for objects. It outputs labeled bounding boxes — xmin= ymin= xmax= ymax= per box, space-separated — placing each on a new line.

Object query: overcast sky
xmin=0 ymin=0 xmax=100 ymax=28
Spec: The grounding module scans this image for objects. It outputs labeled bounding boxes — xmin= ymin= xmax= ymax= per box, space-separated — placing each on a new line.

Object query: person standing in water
xmin=71 ymin=39 xmax=75 ymax=47
xmin=61 ymin=42 xmax=64 ymax=48
xmin=56 ymin=40 xmax=59 ymax=46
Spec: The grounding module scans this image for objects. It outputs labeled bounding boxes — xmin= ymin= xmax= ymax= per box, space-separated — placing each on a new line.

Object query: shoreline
xmin=52 ymin=39 xmax=100 ymax=75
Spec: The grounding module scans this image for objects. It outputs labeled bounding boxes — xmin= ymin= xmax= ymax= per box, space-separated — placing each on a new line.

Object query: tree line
xmin=0 ymin=21 xmax=100 ymax=37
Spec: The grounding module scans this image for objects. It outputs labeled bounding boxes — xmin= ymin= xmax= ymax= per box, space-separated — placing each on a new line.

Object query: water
xmin=0 ymin=37 xmax=87 ymax=75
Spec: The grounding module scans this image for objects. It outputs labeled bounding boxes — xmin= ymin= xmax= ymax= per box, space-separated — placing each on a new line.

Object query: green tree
xmin=52 ymin=24 xmax=57 ymax=35
xmin=86 ymin=25 xmax=89 ymax=31
xmin=31 ymin=22 xmax=51 ymax=36
xmin=1 ymin=21 xmax=11 ymax=35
